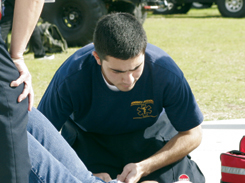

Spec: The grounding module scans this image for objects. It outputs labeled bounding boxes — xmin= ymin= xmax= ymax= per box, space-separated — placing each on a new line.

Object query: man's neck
xmin=101 ymin=72 xmax=119 ymax=92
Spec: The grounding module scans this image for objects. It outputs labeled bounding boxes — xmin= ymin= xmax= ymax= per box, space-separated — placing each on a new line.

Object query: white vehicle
xmin=151 ymin=0 xmax=245 ymax=18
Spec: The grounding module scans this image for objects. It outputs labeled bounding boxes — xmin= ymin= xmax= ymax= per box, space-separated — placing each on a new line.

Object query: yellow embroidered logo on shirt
xmin=131 ymin=100 xmax=157 ymax=119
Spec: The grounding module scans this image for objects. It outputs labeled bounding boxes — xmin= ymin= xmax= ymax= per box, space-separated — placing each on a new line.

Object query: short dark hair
xmin=93 ymin=12 xmax=147 ymax=61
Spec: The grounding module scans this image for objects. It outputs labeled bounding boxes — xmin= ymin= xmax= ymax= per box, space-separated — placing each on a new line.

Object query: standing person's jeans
xmin=27 ymin=108 xmax=118 ymax=183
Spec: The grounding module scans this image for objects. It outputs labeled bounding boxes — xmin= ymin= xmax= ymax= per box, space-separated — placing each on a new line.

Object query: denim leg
xmin=28 ymin=132 xmax=88 ymax=183
xmin=27 ymin=108 xmax=109 ymax=183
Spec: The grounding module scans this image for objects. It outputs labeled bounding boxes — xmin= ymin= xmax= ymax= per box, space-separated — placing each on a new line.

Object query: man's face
xmin=93 ymin=51 xmax=145 ymax=92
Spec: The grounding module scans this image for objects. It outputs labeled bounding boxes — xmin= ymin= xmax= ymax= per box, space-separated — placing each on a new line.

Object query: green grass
xmin=25 ymin=48 xmax=78 ymax=107
xmin=25 ymin=6 xmax=245 ymax=121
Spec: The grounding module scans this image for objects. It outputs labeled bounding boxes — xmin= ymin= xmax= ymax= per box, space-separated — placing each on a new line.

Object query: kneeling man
xmin=38 ymin=12 xmax=205 ymax=183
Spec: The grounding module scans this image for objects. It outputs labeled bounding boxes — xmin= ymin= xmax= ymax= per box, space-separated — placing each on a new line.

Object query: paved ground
xmin=190 ymin=119 xmax=245 ymax=183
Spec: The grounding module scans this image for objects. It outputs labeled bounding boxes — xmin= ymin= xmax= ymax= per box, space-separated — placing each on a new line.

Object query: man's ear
xmin=92 ymin=51 xmax=101 ymax=65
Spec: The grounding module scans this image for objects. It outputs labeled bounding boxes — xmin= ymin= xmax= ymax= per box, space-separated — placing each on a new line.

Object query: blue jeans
xmin=27 ymin=108 xmax=117 ymax=183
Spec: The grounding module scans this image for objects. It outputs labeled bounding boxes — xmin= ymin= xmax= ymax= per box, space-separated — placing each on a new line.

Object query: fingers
xmin=16 ymin=81 xmax=34 ymax=110
xmin=10 ymin=77 xmax=24 ymax=88
xmin=10 ymin=60 xmax=31 ymax=88
xmin=125 ymin=171 xmax=137 ymax=183
xmin=104 ymin=175 xmax=112 ymax=182
xmin=11 ymin=57 xmax=34 ymax=109
xmin=93 ymin=173 xmax=112 ymax=182
xmin=28 ymin=87 xmax=34 ymax=111
xmin=117 ymin=167 xmax=130 ymax=182
xmin=117 ymin=164 xmax=138 ymax=183
xmin=16 ymin=78 xmax=32 ymax=101
xmin=118 ymin=163 xmax=146 ymax=183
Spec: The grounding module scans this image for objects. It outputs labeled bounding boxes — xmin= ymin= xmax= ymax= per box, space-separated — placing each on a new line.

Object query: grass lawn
xmin=25 ymin=6 xmax=245 ymax=121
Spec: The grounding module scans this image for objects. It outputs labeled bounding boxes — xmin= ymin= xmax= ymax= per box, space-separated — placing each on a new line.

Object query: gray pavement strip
xmin=202 ymin=124 xmax=245 ymax=129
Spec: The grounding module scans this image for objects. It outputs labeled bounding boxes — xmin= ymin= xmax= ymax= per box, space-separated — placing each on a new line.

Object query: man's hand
xmin=11 ymin=57 xmax=34 ymax=111
xmin=93 ymin=172 xmax=112 ymax=182
xmin=117 ymin=163 xmax=145 ymax=183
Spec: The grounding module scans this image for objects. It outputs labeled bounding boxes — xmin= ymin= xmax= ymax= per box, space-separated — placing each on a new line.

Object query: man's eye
xmin=113 ymin=70 xmax=123 ymax=73
xmin=134 ymin=66 xmax=139 ymax=71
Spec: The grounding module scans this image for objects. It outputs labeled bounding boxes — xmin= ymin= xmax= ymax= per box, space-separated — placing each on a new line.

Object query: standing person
xmin=38 ymin=13 xmax=205 ymax=183
xmin=29 ymin=25 xmax=54 ymax=60
xmin=0 ymin=0 xmax=44 ymax=182
xmin=0 ymin=0 xmax=54 ymax=60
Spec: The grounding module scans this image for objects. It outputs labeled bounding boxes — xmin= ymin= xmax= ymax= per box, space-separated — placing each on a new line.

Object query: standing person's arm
xmin=10 ymin=0 xmax=44 ymax=110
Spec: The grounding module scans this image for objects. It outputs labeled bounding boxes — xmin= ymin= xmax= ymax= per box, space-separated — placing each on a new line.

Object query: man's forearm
xmin=139 ymin=125 xmax=203 ymax=177
xmin=10 ymin=0 xmax=44 ymax=59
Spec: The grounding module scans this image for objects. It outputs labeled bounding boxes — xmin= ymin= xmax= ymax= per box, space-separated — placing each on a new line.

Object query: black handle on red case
xmin=229 ymin=150 xmax=245 ymax=155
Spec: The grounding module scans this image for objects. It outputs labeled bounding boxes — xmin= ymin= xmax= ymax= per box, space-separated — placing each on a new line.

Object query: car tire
xmin=41 ymin=0 xmax=107 ymax=47
xmin=217 ymin=0 xmax=245 ymax=17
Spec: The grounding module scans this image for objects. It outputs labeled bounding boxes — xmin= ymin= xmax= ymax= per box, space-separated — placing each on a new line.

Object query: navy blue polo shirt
xmin=38 ymin=43 xmax=203 ymax=135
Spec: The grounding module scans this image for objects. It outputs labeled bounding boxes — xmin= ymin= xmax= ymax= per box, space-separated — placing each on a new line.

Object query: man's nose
xmin=122 ymin=72 xmax=134 ymax=84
